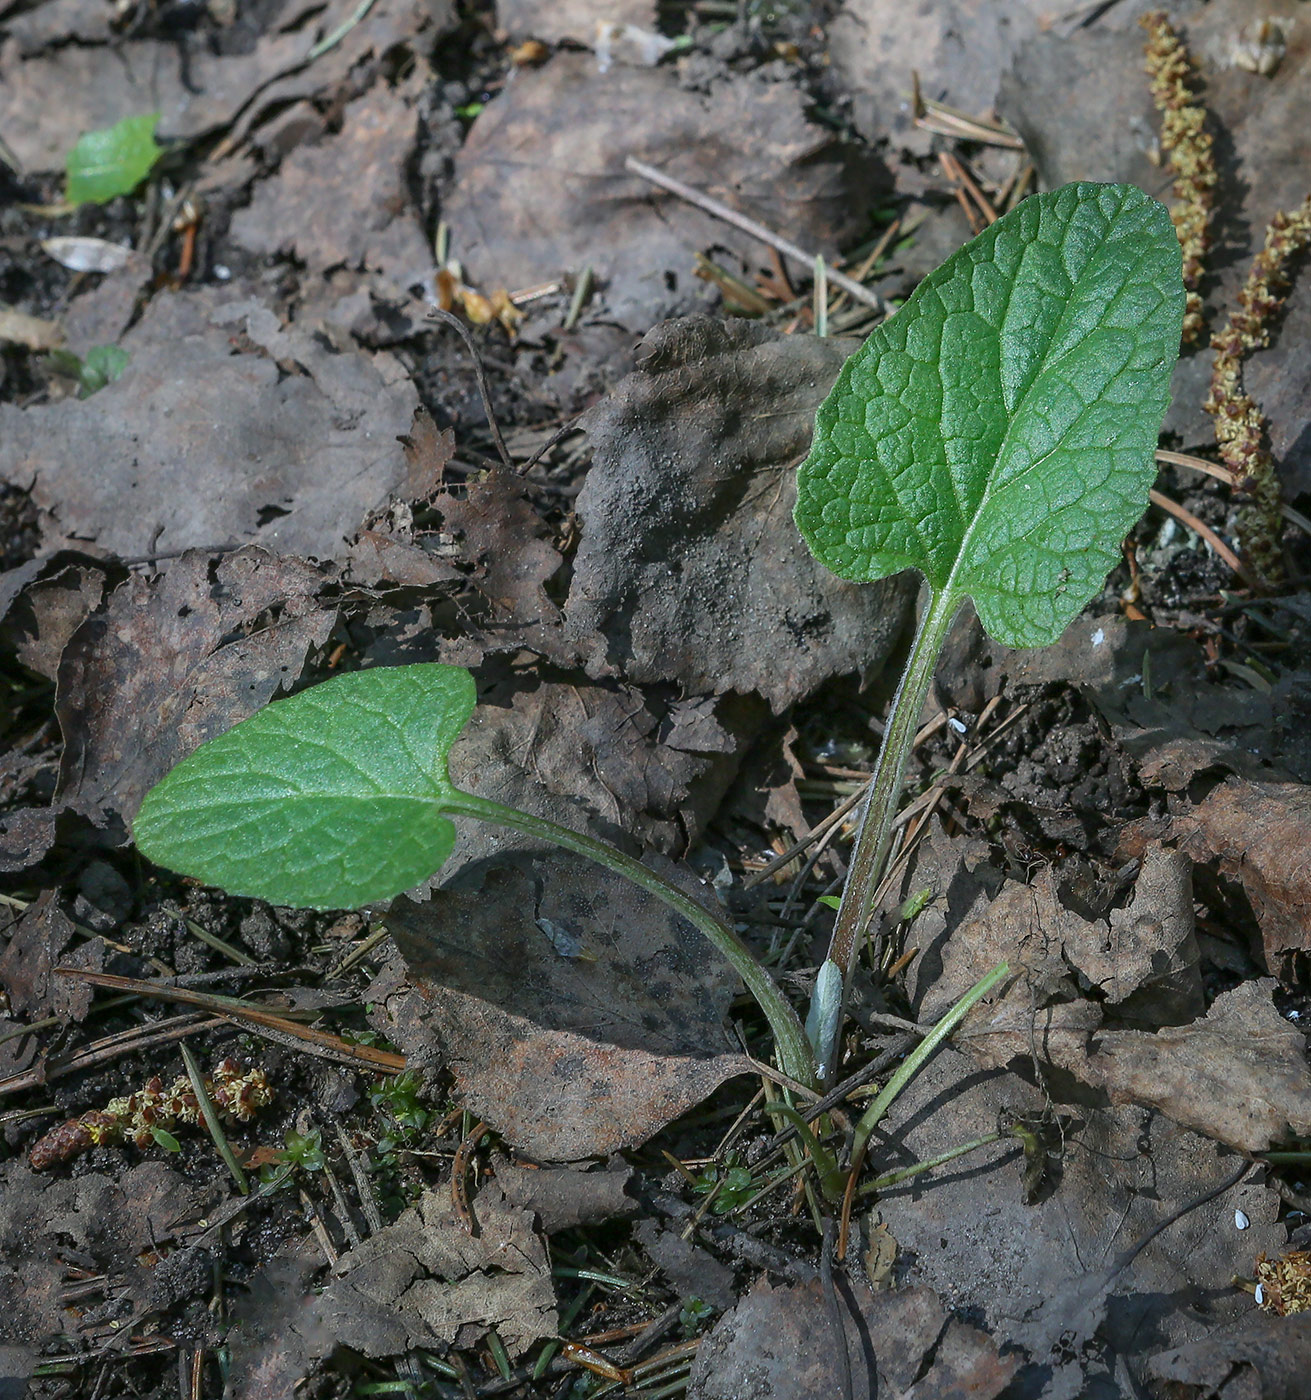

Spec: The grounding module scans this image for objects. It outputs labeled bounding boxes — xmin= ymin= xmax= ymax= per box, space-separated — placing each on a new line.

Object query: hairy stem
xmin=825 ymin=588 xmax=960 ymax=979
xmin=444 ymin=791 xmax=818 ymax=1088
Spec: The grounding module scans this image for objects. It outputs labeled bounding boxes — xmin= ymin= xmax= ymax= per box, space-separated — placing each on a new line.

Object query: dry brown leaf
xmin=0 ymin=0 xmax=450 ymax=173
xmin=445 ymin=673 xmax=759 ymax=876
xmin=0 ymin=890 xmax=100 ymax=1022
xmin=1083 ymin=978 xmax=1311 ymax=1155
xmin=1149 ymin=1311 xmax=1311 ymax=1399
xmin=872 ymin=1048 xmax=1282 ymax=1396
xmin=915 ymin=842 xmax=1203 ymax=1030
xmin=380 ymin=853 xmax=750 ymax=1158
xmin=0 ymin=288 xmax=420 ymax=559
xmin=1169 ymin=777 xmax=1311 ymax=969
xmin=226 ymin=1186 xmax=555 ymax=1396
xmin=566 ymin=317 xmax=913 ymax=711
xmin=0 ymin=1160 xmax=202 ymax=1349
xmin=230 ymin=82 xmax=435 ymax=290
xmin=444 ymin=57 xmax=888 ymax=331
xmin=431 ymin=470 xmax=574 ymax=663
xmin=688 ymin=1276 xmax=1017 ymax=1400
xmin=55 ymin=548 xmax=335 ymax=833
xmin=830 ymin=0 xmax=1046 ymax=149
xmin=1000 ymin=614 xmax=1302 ymax=787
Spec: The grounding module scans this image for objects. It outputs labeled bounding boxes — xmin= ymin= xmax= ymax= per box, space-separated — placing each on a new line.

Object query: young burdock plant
xmin=794 ymin=180 xmax=1183 ymax=1077
xmin=134 ymin=182 xmax=1183 ymax=1095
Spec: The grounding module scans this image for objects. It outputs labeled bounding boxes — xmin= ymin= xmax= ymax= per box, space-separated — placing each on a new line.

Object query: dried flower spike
xmin=29 ymin=1058 xmax=273 ymax=1170
xmin=1142 ymin=11 xmax=1217 ymax=343
xmin=1204 ymin=194 xmax=1311 ymax=588
xmin=1255 ymin=1250 xmax=1311 ymax=1316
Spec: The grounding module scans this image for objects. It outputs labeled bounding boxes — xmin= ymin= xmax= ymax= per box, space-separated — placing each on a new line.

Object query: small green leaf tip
xmin=795 ymin=182 xmax=1185 ymax=648
xmin=134 ymin=663 xmax=478 ymax=910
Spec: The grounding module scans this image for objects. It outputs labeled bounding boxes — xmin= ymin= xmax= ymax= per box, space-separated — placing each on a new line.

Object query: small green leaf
xmin=65 ymin=113 xmax=162 ymax=205
xmin=78 ymin=344 xmax=130 ymax=397
xmin=795 ymin=182 xmax=1184 ymax=648
xmin=151 ymin=1127 xmax=181 ymax=1153
xmin=134 ymin=664 xmax=477 ymax=909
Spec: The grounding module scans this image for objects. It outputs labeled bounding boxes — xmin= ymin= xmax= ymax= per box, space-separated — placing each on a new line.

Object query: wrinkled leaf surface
xmin=795 ymin=182 xmax=1184 ymax=646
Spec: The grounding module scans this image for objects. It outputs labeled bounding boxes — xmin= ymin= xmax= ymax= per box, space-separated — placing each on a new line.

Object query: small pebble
xmin=1235 ymin=1209 xmax=1250 ymax=1230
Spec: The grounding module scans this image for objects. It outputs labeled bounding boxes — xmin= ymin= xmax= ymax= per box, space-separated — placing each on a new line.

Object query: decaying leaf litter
xmin=1 ymin=1 xmax=1310 ymax=1397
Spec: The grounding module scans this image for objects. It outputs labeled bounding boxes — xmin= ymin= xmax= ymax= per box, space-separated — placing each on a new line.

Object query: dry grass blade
xmin=0 ymin=1012 xmax=223 ymax=1099
xmin=1157 ymin=448 xmax=1311 ymax=538
xmin=625 ymin=156 xmax=892 ymax=316
xmin=55 ymin=968 xmax=406 ymax=1071
xmin=1147 ymin=487 xmax=1258 ymax=585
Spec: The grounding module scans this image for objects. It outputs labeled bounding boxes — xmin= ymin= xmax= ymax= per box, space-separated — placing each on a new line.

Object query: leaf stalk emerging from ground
xmin=795 ymin=182 xmax=1184 ymax=1078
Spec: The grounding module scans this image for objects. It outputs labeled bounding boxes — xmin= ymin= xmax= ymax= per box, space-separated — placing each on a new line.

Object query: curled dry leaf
xmin=1168 ymin=777 xmax=1311 ymax=970
xmin=494 ymin=1159 xmax=638 ymax=1232
xmin=226 ymin=1187 xmax=555 ymax=1398
xmin=566 ymin=317 xmax=913 ymax=711
xmin=380 ymin=852 xmax=750 ymax=1159
xmin=914 ymin=842 xmax=1204 ymax=1030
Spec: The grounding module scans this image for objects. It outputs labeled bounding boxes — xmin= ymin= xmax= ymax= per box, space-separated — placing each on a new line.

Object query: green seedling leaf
xmin=134 ymin=664 xmax=476 ymax=909
xmin=65 ymin=113 xmax=162 ymax=205
xmin=49 ymin=343 xmax=130 ymax=398
xmin=79 ymin=344 xmax=130 ymax=395
xmin=795 ymin=182 xmax=1184 ymax=648
xmin=136 ymin=662 xmax=819 ymax=1084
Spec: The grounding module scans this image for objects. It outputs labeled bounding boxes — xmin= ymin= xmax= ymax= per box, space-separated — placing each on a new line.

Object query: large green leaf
xmin=794 ymin=182 xmax=1184 ymax=647
xmin=134 ymin=664 xmax=476 ymax=909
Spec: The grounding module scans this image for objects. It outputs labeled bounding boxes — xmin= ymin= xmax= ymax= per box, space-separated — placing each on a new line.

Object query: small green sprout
xmin=132 ymin=182 xmax=1183 ymax=1096
xmin=258 ymin=1126 xmax=325 ymax=1187
xmin=679 ymin=1296 xmax=715 ymax=1336
xmin=368 ymin=1071 xmax=433 ymax=1153
xmin=65 ymin=114 xmax=162 ymax=205
xmin=691 ymin=1157 xmax=758 ymax=1214
xmin=795 ymin=181 xmax=1184 ymax=1077
xmin=47 ymin=344 xmax=129 ymax=398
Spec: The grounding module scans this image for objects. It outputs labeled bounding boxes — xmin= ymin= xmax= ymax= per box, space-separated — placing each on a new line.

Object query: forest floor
xmin=2 ymin=1 xmax=1311 ymax=1397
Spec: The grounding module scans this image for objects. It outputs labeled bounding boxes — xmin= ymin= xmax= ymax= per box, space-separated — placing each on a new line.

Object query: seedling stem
xmin=824 ymin=587 xmax=959 ymax=985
